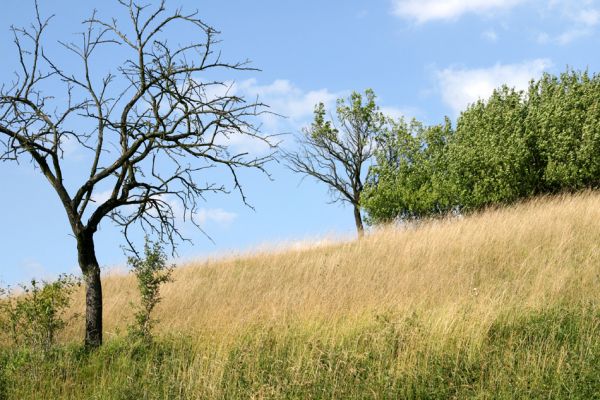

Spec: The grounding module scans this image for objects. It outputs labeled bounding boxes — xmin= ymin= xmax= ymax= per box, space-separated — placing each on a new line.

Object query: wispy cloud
xmin=157 ymin=194 xmax=237 ymax=229
xmin=482 ymin=29 xmax=499 ymax=42
xmin=380 ymin=105 xmax=421 ymax=122
xmin=538 ymin=2 xmax=600 ymax=44
xmin=240 ymin=80 xmax=419 ymax=127
xmin=391 ymin=0 xmax=525 ymax=23
xmin=392 ymin=0 xmax=600 ymax=45
xmin=436 ymin=59 xmax=552 ymax=114
xmin=574 ymin=7 xmax=600 ymax=26
xmin=201 ymin=78 xmax=344 ymax=153
xmin=196 ymin=208 xmax=237 ymax=228
xmin=209 ymin=79 xmax=418 ymax=151
xmin=236 ymin=79 xmax=343 ymax=130
xmin=555 ymin=29 xmax=590 ymax=44
xmin=91 ymin=189 xmax=113 ymax=204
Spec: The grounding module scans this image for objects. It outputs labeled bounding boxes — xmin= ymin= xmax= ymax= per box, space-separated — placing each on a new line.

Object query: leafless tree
xmin=284 ymin=90 xmax=386 ymax=236
xmin=0 ymin=0 xmax=275 ymax=348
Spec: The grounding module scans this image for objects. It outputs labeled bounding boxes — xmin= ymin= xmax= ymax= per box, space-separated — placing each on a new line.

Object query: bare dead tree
xmin=283 ymin=89 xmax=386 ymax=237
xmin=0 ymin=0 xmax=275 ymax=348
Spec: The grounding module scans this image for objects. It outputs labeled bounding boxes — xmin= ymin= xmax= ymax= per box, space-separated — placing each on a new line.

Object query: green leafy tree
xmin=363 ymin=69 xmax=600 ymax=224
xmin=526 ymin=70 xmax=600 ymax=191
xmin=362 ymin=117 xmax=454 ymax=224
xmin=284 ymin=89 xmax=386 ymax=236
xmin=448 ymin=71 xmax=600 ymax=211
xmin=447 ymin=85 xmax=535 ymax=210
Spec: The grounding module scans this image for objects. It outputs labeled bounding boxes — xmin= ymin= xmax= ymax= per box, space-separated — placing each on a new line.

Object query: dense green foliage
xmin=449 ymin=86 xmax=535 ymax=210
xmin=527 ymin=71 xmax=600 ymax=190
xmin=362 ymin=117 xmax=454 ymax=223
xmin=0 ymin=305 xmax=598 ymax=399
xmin=363 ymin=70 xmax=600 ymax=223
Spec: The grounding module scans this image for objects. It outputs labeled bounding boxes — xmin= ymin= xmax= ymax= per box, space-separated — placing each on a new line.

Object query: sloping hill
xmin=89 ymin=192 xmax=600 ymax=338
xmin=8 ymin=192 xmax=600 ymax=399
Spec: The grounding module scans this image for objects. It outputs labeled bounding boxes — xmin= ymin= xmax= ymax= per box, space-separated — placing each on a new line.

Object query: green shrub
xmin=0 ymin=274 xmax=79 ymax=352
xmin=128 ymin=238 xmax=174 ymax=342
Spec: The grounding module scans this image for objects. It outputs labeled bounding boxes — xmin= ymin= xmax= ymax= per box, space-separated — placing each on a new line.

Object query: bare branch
xmin=283 ymin=90 xmax=386 ymax=235
xmin=1 ymin=0 xmax=276 ymax=253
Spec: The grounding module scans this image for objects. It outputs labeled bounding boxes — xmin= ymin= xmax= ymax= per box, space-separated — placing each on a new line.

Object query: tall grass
xmin=2 ymin=192 xmax=600 ymax=399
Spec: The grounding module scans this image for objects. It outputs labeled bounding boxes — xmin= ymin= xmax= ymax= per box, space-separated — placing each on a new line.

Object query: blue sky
xmin=1 ymin=0 xmax=600 ymax=285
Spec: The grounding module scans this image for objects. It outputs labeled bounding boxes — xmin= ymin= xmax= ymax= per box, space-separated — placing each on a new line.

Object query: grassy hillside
xmin=2 ymin=192 xmax=600 ymax=399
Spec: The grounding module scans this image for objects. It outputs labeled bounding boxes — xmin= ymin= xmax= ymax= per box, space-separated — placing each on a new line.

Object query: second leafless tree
xmin=284 ymin=89 xmax=386 ymax=236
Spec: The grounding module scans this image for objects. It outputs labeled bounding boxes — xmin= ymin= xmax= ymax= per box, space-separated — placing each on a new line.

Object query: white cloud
xmin=196 ymin=208 xmax=237 ymax=227
xmin=482 ymin=29 xmax=499 ymax=42
xmin=547 ymin=0 xmax=600 ymax=26
xmin=92 ymin=189 xmax=113 ymax=204
xmin=436 ymin=59 xmax=552 ymax=114
xmin=391 ymin=0 xmax=525 ymax=23
xmin=240 ymin=80 xmax=420 ymax=128
xmin=380 ymin=106 xmax=420 ymax=122
xmin=392 ymin=0 xmax=600 ymax=45
xmin=536 ymin=32 xmax=551 ymax=44
xmin=236 ymin=79 xmax=343 ymax=128
xmin=553 ymin=5 xmax=600 ymax=43
xmin=206 ymin=79 xmax=417 ymax=150
xmin=537 ymin=0 xmax=600 ymax=44
xmin=556 ymin=28 xmax=590 ymax=44
xmin=205 ymin=78 xmax=416 ymax=133
xmin=152 ymin=194 xmax=237 ymax=229
xmin=201 ymin=79 xmax=343 ymax=154
xmin=574 ymin=8 xmax=600 ymax=26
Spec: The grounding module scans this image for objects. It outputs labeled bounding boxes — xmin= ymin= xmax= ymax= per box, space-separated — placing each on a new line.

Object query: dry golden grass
xmin=65 ymin=191 xmax=600 ymax=343
xmin=6 ymin=192 xmax=600 ymax=399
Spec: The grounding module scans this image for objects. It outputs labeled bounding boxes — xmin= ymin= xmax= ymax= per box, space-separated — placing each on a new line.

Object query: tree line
xmin=288 ymin=70 xmax=600 ymax=229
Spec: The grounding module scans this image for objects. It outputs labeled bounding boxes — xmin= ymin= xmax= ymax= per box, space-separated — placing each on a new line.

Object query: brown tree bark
xmin=77 ymin=233 xmax=102 ymax=348
xmin=353 ymin=204 xmax=364 ymax=238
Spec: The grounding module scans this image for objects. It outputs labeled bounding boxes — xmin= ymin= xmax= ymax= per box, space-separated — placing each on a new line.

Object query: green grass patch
xmin=1 ymin=305 xmax=598 ymax=399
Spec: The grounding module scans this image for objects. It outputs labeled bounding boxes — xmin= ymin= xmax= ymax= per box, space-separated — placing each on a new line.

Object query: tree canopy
xmin=363 ymin=69 xmax=600 ymax=224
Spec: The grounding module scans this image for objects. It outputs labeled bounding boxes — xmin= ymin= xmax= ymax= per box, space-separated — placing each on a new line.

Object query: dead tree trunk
xmin=77 ymin=232 xmax=102 ymax=348
xmin=353 ymin=204 xmax=364 ymax=237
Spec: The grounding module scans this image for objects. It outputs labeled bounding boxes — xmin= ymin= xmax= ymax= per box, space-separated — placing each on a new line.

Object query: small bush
xmin=128 ymin=238 xmax=174 ymax=342
xmin=0 ymin=274 xmax=79 ymax=352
